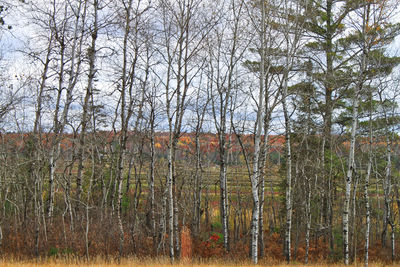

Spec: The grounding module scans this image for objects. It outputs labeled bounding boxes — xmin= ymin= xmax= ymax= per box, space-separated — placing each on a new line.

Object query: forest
xmin=0 ymin=0 xmax=400 ymax=266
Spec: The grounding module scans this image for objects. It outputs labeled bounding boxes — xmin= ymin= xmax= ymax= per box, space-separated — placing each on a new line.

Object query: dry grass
xmin=0 ymin=257 xmax=398 ymax=267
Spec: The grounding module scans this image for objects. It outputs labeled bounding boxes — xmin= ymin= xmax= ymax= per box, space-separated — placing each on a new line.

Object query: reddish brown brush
xmin=180 ymin=226 xmax=192 ymax=261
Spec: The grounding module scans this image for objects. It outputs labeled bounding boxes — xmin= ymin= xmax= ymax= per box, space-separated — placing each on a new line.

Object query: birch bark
xmin=149 ymin=99 xmax=156 ymax=252
xmin=364 ymin=91 xmax=372 ymax=267
xmin=342 ymin=1 xmax=375 ymax=263
xmin=209 ymin=0 xmax=247 ymax=251
xmin=77 ymin=0 xmax=98 ymax=212
xmin=343 ymin=64 xmax=360 ymax=267
xmin=158 ymin=0 xmax=211 ymax=258
xmin=48 ymin=0 xmax=86 ymax=219
xmin=282 ymin=69 xmax=292 ymax=263
xmin=250 ymin=0 xmax=266 ymax=262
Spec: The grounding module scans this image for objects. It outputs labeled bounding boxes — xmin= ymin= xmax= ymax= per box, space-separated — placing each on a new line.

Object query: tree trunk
xmin=85 ymin=142 xmax=95 ymax=261
xmin=174 ymin=185 xmax=180 ymax=258
xmin=282 ymin=69 xmax=292 ymax=264
xmin=116 ymin=151 xmax=125 ymax=261
xmin=390 ymin=222 xmax=395 ymax=262
xmin=149 ymin=108 xmax=156 ymax=252
xmin=168 ymin=144 xmax=175 ymax=261
xmin=80 ymin=0 xmax=99 ymax=230
xmin=48 ymin=149 xmax=56 ymax=219
xmin=364 ymin=93 xmax=372 ymax=267
xmin=343 ymin=86 xmax=359 ymax=266
xmin=193 ymin=128 xmax=203 ymax=236
xmin=219 ymin=151 xmax=229 ymax=251
xmin=382 ymin=137 xmax=392 ymax=248
xmin=351 ymin=173 xmax=359 ymax=262
xmin=158 ymin=188 xmax=167 ymax=254
xmin=258 ymin=170 xmax=266 ymax=259
xmin=305 ymin=175 xmax=311 ymax=264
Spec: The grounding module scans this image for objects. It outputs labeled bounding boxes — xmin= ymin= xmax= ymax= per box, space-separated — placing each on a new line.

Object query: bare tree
xmin=156 ymin=0 xmax=216 ymax=260
xmin=275 ymin=0 xmax=307 ymax=262
xmin=47 ymin=0 xmax=87 ymax=220
xmin=208 ymin=0 xmax=248 ymax=251
xmin=76 ymin=0 xmax=100 ymax=211
xmin=190 ymin=70 xmax=210 ymax=237
xmin=109 ymin=0 xmax=152 ymax=259
xmin=344 ymin=1 xmax=400 ymax=264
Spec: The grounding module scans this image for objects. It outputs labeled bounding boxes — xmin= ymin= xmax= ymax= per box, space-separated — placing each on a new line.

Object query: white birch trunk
xmin=117 ymin=175 xmax=124 ymax=259
xmin=174 ymin=189 xmax=180 ymax=258
xmin=48 ymin=0 xmax=86 ymax=220
xmin=48 ymin=147 xmax=57 ymax=219
xmin=219 ymin=154 xmax=229 ymax=251
xmin=167 ymin=144 xmax=175 ymax=260
xmin=85 ymin=143 xmax=95 ymax=261
xmin=258 ymin=120 xmax=273 ymax=259
xmin=305 ymin=175 xmax=311 ymax=264
xmin=250 ymin=1 xmax=266 ymax=261
xmin=342 ymin=1 xmax=373 ymax=262
xmin=282 ymin=70 xmax=292 ymax=263
xmin=78 ymin=0 xmax=98 ymax=218
xmin=210 ymin=0 xmax=247 ymax=251
xmin=116 ymin=150 xmax=125 ymax=261
xmin=34 ymin=170 xmax=42 ymax=258
xmin=158 ymin=188 xmax=167 ymax=254
xmin=382 ymin=138 xmax=392 ymax=247
xmin=258 ymin=165 xmax=266 ymax=259
xmin=149 ymin=109 xmax=156 ymax=252
xmin=364 ymin=93 xmax=372 ymax=267
xmin=364 ymin=157 xmax=371 ymax=267
xmin=391 ymin=224 xmax=395 ymax=262
xmin=193 ymin=130 xmax=202 ymax=235
xmin=343 ymin=92 xmax=359 ymax=266
xmin=193 ymin=96 xmax=207 ymax=236
xmin=351 ymin=171 xmax=359 ymax=261
xmin=250 ymin=88 xmax=263 ymax=263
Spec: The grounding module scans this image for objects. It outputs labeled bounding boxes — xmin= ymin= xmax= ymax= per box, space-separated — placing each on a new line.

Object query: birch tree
xmin=248 ymin=0 xmax=265 ymax=261
xmin=302 ymin=1 xmax=364 ymax=252
xmin=189 ymin=71 xmax=210 ymax=237
xmin=275 ymin=0 xmax=307 ymax=262
xmin=246 ymin=1 xmax=285 ymax=259
xmin=79 ymin=0 xmax=104 ymax=259
xmin=378 ymin=84 xmax=399 ymax=257
xmin=141 ymin=74 xmax=162 ymax=253
xmin=48 ymin=0 xmax=87 ymax=220
xmin=245 ymin=0 xmax=280 ymax=262
xmin=363 ymin=81 xmax=373 ymax=267
xmin=76 ymin=0 xmax=100 ymax=211
xmin=208 ymin=0 xmax=248 ymax=251
xmin=156 ymin=0 xmax=216 ymax=259
xmin=343 ymin=0 xmax=400 ymax=264
xmin=18 ymin=0 xmax=87 ymax=253
xmin=110 ymin=0 xmax=152 ymax=259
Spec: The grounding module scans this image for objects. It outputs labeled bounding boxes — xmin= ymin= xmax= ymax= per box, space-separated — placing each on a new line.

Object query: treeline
xmin=0 ymin=0 xmax=400 ymax=265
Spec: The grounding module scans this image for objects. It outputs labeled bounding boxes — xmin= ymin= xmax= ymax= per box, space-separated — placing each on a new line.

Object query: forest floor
xmin=0 ymin=258 xmax=398 ymax=267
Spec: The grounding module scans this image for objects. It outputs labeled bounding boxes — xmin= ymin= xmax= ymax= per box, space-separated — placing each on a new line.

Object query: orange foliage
xmin=155 ymin=142 xmax=162 ymax=149
xmin=181 ymin=226 xmax=192 ymax=261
